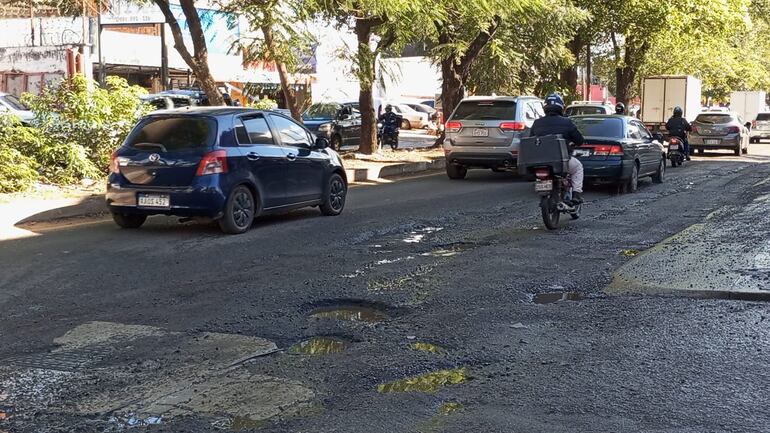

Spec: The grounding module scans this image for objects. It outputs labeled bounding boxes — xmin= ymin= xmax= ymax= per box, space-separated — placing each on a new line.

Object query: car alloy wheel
xmin=232 ymin=188 xmax=254 ymax=229
xmin=320 ymin=173 xmax=347 ymax=216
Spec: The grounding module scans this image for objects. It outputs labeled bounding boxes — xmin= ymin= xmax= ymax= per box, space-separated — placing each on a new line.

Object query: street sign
xmin=101 ymin=0 xmax=165 ymax=25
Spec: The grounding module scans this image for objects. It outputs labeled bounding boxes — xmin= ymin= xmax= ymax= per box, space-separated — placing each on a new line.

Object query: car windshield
xmin=756 ymin=113 xmax=770 ymax=121
xmin=452 ymin=100 xmax=516 ymax=120
xmin=0 ymin=95 xmax=28 ymax=111
xmin=573 ymin=117 xmax=625 ymax=138
xmin=398 ymin=105 xmax=416 ymax=113
xmin=126 ymin=116 xmax=217 ymax=151
xmin=566 ymin=106 xmax=606 ymax=116
xmin=695 ymin=114 xmax=734 ymax=124
xmin=303 ymin=104 xmax=340 ymax=120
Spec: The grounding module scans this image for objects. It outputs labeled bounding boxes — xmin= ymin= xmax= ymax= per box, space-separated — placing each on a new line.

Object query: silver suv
xmin=442 ymin=96 xmax=543 ymax=179
xmin=565 ymin=101 xmax=615 ymax=116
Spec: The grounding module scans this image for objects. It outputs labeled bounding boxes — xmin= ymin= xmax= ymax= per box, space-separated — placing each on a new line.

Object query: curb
xmin=346 ymin=157 xmax=445 ymax=182
xmin=10 ymin=194 xmax=107 ymax=227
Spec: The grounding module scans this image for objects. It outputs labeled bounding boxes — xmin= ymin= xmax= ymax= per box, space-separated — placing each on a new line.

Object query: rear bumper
xmin=105 ymin=176 xmax=228 ymax=218
xmin=444 ymin=146 xmax=517 ymax=168
xmin=690 ymin=135 xmax=741 ymax=149
xmin=751 ymin=130 xmax=770 ymax=139
xmin=581 ymin=159 xmax=634 ymax=184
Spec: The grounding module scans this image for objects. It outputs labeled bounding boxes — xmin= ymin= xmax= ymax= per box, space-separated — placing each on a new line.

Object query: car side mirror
xmin=315 ymin=137 xmax=330 ymax=149
xmin=653 ymin=133 xmax=664 ymax=142
xmin=745 ymin=122 xmax=752 ymax=130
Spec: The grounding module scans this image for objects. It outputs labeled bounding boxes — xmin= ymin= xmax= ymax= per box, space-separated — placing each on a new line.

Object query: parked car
xmin=302 ymin=102 xmax=361 ymax=150
xmin=0 ymin=92 xmax=34 ymax=124
xmin=751 ymin=112 xmax=770 ymax=143
xmin=565 ymin=101 xmax=615 ymax=117
xmin=106 ymin=107 xmax=348 ymax=234
xmin=403 ymin=102 xmax=438 ymax=122
xmin=571 ymin=115 xmax=666 ymax=193
xmin=689 ymin=112 xmax=750 ymax=155
xmin=389 ymin=104 xmax=429 ymax=129
xmin=442 ymin=95 xmax=544 ymax=179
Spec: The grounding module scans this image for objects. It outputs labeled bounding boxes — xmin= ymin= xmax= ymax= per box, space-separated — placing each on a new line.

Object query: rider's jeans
xmin=568 ymin=157 xmax=584 ymax=193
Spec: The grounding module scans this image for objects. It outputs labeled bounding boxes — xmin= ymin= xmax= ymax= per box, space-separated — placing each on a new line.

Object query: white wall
xmin=377 ymin=56 xmax=440 ymax=100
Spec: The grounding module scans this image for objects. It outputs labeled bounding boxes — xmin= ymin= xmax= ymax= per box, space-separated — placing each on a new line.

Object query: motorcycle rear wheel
xmin=540 ymin=195 xmax=560 ymax=230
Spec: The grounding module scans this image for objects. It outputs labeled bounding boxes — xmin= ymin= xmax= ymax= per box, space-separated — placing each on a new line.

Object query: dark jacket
xmin=530 ymin=112 xmax=585 ymax=147
xmin=665 ymin=115 xmax=692 ymax=140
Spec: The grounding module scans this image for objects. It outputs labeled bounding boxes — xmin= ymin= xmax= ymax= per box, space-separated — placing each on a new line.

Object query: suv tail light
xmin=534 ymin=168 xmax=550 ymax=179
xmin=727 ymin=126 xmax=740 ymax=134
xmin=109 ymin=150 xmax=120 ymax=174
xmin=691 ymin=125 xmax=699 ymax=134
xmin=499 ymin=121 xmax=526 ymax=131
xmin=445 ymin=121 xmax=462 ymax=133
xmin=196 ymin=150 xmax=228 ymax=176
xmin=752 ymin=120 xmax=757 ymax=129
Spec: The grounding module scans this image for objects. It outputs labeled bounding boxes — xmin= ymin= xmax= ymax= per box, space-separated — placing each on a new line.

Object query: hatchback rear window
xmin=566 ymin=106 xmax=606 ymax=116
xmin=572 ymin=117 xmax=624 ymax=138
xmin=126 ymin=116 xmax=217 ymax=151
xmin=756 ymin=113 xmax=770 ymax=121
xmin=695 ymin=114 xmax=734 ymax=124
xmin=451 ymin=100 xmax=516 ymax=120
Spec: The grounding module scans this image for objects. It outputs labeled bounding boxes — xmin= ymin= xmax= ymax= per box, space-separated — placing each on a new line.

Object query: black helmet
xmin=615 ymin=102 xmax=625 ymax=115
xmin=673 ymin=106 xmax=683 ymax=116
xmin=544 ymin=93 xmax=565 ymax=114
xmin=385 ymin=104 xmax=393 ymax=112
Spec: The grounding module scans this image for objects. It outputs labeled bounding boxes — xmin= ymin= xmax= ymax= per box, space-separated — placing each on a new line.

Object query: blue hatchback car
xmin=106 ymin=107 xmax=348 ymax=234
xmin=571 ymin=115 xmax=666 ymax=193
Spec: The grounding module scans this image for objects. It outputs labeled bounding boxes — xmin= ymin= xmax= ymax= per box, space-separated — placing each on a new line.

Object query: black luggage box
xmin=517 ymin=134 xmax=570 ymax=176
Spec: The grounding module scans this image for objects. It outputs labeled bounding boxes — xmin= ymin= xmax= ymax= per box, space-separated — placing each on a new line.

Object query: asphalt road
xmin=3 ymin=147 xmax=770 ymax=432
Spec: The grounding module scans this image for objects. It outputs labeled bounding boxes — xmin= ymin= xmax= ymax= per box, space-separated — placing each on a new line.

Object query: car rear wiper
xmin=133 ymin=142 xmax=168 ymax=152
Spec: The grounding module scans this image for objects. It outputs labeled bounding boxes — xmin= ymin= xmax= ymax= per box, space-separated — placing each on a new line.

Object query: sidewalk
xmin=607 ymin=192 xmax=770 ymax=300
xmin=0 ymin=150 xmax=445 ymax=237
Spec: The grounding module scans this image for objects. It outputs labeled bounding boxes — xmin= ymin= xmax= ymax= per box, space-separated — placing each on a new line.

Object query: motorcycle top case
xmin=517 ymin=134 xmax=570 ymax=176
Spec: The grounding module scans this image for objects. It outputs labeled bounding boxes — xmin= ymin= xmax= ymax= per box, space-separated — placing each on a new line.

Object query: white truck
xmin=730 ymin=91 xmax=766 ymax=123
xmin=641 ymin=75 xmax=702 ymax=132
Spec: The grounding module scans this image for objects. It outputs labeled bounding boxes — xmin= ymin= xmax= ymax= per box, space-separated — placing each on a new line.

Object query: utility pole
xmin=585 ymin=43 xmax=592 ymax=101
xmin=160 ymin=23 xmax=169 ymax=90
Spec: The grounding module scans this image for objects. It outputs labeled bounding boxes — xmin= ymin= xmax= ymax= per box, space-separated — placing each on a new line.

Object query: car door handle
xmin=286 ymin=152 xmax=297 ymax=161
xmin=246 ymin=152 xmax=260 ymax=161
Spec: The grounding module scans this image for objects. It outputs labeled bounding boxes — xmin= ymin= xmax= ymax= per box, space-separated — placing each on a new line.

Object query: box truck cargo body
xmin=730 ymin=91 xmax=766 ymax=123
xmin=641 ymin=75 xmax=702 ymax=129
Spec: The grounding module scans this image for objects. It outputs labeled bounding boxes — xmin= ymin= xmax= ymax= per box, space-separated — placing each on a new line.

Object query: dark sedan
xmin=106 ymin=107 xmax=348 ymax=234
xmin=571 ymin=115 xmax=666 ymax=193
xmin=302 ymin=103 xmax=361 ymax=150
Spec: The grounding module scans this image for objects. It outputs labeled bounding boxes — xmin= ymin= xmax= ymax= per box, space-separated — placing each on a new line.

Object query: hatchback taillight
xmin=196 ymin=150 xmax=228 ymax=176
xmin=727 ymin=126 xmax=740 ymax=134
xmin=445 ymin=121 xmax=462 ymax=133
xmin=109 ymin=151 xmax=120 ymax=174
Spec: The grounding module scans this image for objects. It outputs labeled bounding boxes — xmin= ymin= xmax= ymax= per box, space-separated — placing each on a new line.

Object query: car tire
xmin=446 ymin=163 xmax=467 ymax=180
xmin=218 ymin=185 xmax=256 ymax=234
xmin=743 ymin=144 xmax=749 ymax=155
xmin=330 ymin=135 xmax=342 ymax=151
xmin=112 ymin=213 xmax=146 ymax=229
xmin=697 ymin=148 xmax=704 ymax=154
xmin=734 ymin=145 xmax=741 ymax=156
xmin=618 ymin=163 xmax=639 ymax=194
xmin=652 ymin=158 xmax=665 ymax=184
xmin=320 ymin=173 xmax=347 ymax=216
xmin=400 ymin=119 xmax=411 ymax=130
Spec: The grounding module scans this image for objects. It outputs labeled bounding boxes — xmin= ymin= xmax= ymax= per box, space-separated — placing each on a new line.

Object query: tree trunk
xmin=614 ymin=36 xmax=648 ymax=107
xmin=261 ymin=24 xmax=301 ymax=122
xmin=440 ymin=55 xmax=464 ymax=121
xmin=154 ymin=0 xmax=225 ymax=106
xmin=355 ymin=18 xmax=378 ymax=155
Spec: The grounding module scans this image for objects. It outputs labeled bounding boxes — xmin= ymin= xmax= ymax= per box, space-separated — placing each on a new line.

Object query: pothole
xmin=533 ymin=292 xmax=585 ymax=304
xmin=290 ymin=337 xmax=349 ymax=355
xmin=309 ymin=306 xmax=387 ymax=324
xmin=410 ymin=342 xmax=445 ymax=354
xmin=377 ymin=368 xmax=467 ymax=393
xmin=438 ymin=402 xmax=464 ymax=414
xmin=422 ymin=242 xmax=478 ymax=258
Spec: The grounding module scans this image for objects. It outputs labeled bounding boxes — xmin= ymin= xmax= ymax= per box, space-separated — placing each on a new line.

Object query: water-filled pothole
xmin=533 ymin=292 xmax=585 ymax=304
xmin=377 ymin=368 xmax=467 ymax=393
xmin=290 ymin=337 xmax=349 ymax=355
xmin=410 ymin=342 xmax=445 ymax=354
xmin=309 ymin=306 xmax=387 ymax=323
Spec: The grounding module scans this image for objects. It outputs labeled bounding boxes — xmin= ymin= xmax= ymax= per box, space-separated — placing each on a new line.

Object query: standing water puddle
xmin=378 ymin=368 xmax=467 ymax=393
xmin=290 ymin=337 xmax=349 ymax=355
xmin=309 ymin=306 xmax=387 ymax=324
xmin=533 ymin=292 xmax=585 ymax=304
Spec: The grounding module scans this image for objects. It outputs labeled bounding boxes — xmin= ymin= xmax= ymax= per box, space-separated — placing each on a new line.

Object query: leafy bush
xmin=251 ymin=98 xmax=278 ymax=110
xmin=0 ymin=144 xmax=38 ymax=193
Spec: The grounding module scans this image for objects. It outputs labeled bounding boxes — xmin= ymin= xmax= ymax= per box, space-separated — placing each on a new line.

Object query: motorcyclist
xmin=615 ymin=102 xmax=626 ymax=115
xmin=378 ymin=105 xmax=401 ymax=146
xmin=665 ymin=106 xmax=692 ymax=160
xmin=530 ymin=93 xmax=586 ymax=204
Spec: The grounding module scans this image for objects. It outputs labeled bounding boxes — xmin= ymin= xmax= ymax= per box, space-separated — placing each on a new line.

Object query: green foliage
xmin=251 ymin=98 xmax=278 ymax=110
xmin=0 ymin=134 xmax=39 ymax=193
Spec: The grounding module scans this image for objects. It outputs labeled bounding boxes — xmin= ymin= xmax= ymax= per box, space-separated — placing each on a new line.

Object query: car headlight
xmin=318 ymin=123 xmax=332 ymax=133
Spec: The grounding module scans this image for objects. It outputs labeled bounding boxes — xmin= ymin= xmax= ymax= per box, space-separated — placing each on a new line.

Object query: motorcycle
xmin=533 ymin=167 xmax=581 ymax=230
xmin=378 ymin=119 xmax=400 ymax=150
xmin=667 ymin=136 xmax=685 ymax=167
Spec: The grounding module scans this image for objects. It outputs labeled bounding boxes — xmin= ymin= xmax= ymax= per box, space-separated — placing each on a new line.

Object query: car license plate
xmin=535 ymin=180 xmax=553 ymax=192
xmin=472 ymin=128 xmax=489 ymax=137
xmin=137 ymin=193 xmax=170 ymax=208
xmin=573 ymin=149 xmax=590 ymax=157
xmin=705 ymin=139 xmax=720 ymax=145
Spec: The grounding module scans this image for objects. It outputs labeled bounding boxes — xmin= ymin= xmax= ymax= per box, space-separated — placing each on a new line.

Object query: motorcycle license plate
xmin=705 ymin=139 xmax=720 ymax=145
xmin=669 ymin=144 xmax=679 ymax=150
xmin=472 ymin=128 xmax=489 ymax=137
xmin=535 ymin=180 xmax=553 ymax=192
xmin=137 ymin=193 xmax=170 ymax=208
